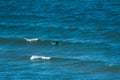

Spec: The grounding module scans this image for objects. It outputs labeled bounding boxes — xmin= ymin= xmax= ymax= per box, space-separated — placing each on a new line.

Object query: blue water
xmin=0 ymin=0 xmax=120 ymax=80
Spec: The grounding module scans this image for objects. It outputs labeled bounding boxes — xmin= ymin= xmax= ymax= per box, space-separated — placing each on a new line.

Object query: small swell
xmin=0 ymin=37 xmax=106 ymax=46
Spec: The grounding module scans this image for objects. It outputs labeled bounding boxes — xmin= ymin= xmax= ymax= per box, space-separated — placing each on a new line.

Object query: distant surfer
xmin=51 ymin=41 xmax=60 ymax=45
xmin=55 ymin=41 xmax=59 ymax=45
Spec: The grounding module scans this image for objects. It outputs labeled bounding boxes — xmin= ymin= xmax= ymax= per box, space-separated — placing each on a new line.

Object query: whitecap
xmin=109 ymin=64 xmax=113 ymax=67
xmin=24 ymin=38 xmax=39 ymax=42
xmin=30 ymin=55 xmax=51 ymax=60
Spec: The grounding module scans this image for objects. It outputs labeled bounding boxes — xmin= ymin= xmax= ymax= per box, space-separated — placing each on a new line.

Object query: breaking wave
xmin=30 ymin=55 xmax=51 ymax=60
xmin=24 ymin=38 xmax=39 ymax=42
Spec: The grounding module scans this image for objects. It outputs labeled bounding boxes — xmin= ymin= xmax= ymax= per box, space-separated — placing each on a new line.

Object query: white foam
xmin=109 ymin=64 xmax=113 ymax=67
xmin=51 ymin=42 xmax=56 ymax=45
xmin=24 ymin=38 xmax=39 ymax=42
xmin=30 ymin=55 xmax=51 ymax=60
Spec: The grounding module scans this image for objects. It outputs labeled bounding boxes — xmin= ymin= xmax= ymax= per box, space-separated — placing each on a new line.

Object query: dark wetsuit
xmin=55 ymin=41 xmax=59 ymax=45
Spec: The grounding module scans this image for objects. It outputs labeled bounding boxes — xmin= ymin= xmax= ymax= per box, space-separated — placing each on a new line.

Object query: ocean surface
xmin=0 ymin=0 xmax=120 ymax=80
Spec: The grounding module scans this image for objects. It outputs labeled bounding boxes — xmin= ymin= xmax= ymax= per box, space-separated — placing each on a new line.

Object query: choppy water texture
xmin=0 ymin=0 xmax=120 ymax=80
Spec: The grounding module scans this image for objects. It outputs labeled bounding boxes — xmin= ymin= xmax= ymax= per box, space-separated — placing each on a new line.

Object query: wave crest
xmin=30 ymin=55 xmax=51 ymax=60
xmin=24 ymin=38 xmax=39 ymax=42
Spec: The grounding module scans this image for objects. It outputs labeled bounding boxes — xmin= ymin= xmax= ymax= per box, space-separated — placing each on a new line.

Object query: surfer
xmin=51 ymin=41 xmax=59 ymax=45
xmin=55 ymin=41 xmax=59 ymax=45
